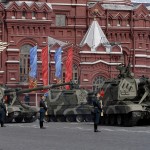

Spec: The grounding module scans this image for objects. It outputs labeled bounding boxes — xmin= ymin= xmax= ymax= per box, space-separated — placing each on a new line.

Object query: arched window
xmin=127 ymin=19 xmax=130 ymax=26
xmin=12 ymin=10 xmax=16 ymax=19
xmin=20 ymin=44 xmax=32 ymax=82
xmin=117 ymin=18 xmax=122 ymax=26
xmin=43 ymin=11 xmax=47 ymax=20
xmin=92 ymin=76 xmax=106 ymax=92
xmin=123 ymin=51 xmax=128 ymax=65
xmin=108 ymin=18 xmax=113 ymax=26
xmin=22 ymin=10 xmax=26 ymax=19
xmin=32 ymin=11 xmax=36 ymax=19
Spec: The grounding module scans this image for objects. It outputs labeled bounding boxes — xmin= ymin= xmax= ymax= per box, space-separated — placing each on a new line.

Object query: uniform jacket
xmin=39 ymin=100 xmax=47 ymax=113
xmin=92 ymin=97 xmax=102 ymax=124
xmin=92 ymin=97 xmax=102 ymax=113
xmin=0 ymin=99 xmax=6 ymax=113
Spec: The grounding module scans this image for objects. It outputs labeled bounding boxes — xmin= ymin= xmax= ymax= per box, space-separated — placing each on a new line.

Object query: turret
xmin=102 ymin=64 xmax=137 ymax=103
xmin=99 ymin=64 xmax=150 ymax=126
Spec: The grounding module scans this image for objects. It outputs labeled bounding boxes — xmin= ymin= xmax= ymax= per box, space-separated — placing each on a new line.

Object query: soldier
xmin=92 ymin=92 xmax=102 ymax=132
xmin=39 ymin=95 xmax=47 ymax=129
xmin=24 ymin=93 xmax=30 ymax=105
xmin=0 ymin=96 xmax=7 ymax=127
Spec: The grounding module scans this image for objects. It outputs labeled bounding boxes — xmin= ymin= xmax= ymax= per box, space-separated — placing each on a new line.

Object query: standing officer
xmin=39 ymin=95 xmax=47 ymax=129
xmin=0 ymin=96 xmax=7 ymax=127
xmin=92 ymin=92 xmax=102 ymax=132
xmin=24 ymin=93 xmax=30 ymax=105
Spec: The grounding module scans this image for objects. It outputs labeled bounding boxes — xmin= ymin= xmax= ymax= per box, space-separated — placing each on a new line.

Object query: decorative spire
xmin=80 ymin=20 xmax=110 ymax=51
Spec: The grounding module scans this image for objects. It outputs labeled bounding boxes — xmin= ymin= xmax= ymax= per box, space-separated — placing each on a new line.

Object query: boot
xmin=94 ymin=124 xmax=97 ymax=132
xmin=40 ymin=121 xmax=43 ymax=128
xmin=94 ymin=124 xmax=99 ymax=132
xmin=1 ymin=122 xmax=5 ymax=127
xmin=40 ymin=121 xmax=46 ymax=129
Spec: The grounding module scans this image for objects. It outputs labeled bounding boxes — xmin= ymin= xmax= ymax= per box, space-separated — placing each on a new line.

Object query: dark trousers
xmin=93 ymin=112 xmax=100 ymax=132
xmin=39 ymin=111 xmax=45 ymax=128
xmin=0 ymin=109 xmax=6 ymax=127
xmin=94 ymin=123 xmax=97 ymax=131
xmin=40 ymin=121 xmax=43 ymax=128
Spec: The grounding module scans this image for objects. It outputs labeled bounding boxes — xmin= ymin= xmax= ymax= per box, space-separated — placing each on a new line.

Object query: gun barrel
xmin=5 ymin=82 xmax=71 ymax=95
xmin=4 ymin=88 xmax=21 ymax=94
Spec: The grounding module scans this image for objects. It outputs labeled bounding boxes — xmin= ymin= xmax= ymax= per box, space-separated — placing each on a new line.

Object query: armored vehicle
xmin=0 ymin=82 xmax=71 ymax=123
xmin=100 ymin=64 xmax=150 ymax=126
xmin=6 ymin=94 xmax=38 ymax=123
xmin=0 ymin=86 xmax=21 ymax=123
xmin=44 ymin=87 xmax=93 ymax=122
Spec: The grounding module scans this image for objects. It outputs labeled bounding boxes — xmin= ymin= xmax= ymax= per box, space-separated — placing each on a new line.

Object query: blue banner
xmin=54 ymin=47 xmax=62 ymax=79
xmin=29 ymin=45 xmax=37 ymax=78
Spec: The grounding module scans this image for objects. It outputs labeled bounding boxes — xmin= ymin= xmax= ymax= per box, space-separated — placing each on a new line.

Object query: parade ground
xmin=0 ymin=121 xmax=150 ymax=150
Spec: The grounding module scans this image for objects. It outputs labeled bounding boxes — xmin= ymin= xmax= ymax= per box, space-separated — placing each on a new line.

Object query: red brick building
xmin=0 ymin=0 xmax=150 ymax=91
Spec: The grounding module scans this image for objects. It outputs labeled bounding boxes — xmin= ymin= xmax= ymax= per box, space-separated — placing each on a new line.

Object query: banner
xmin=54 ymin=47 xmax=62 ymax=79
xmin=41 ymin=46 xmax=49 ymax=86
xmin=29 ymin=45 xmax=37 ymax=89
xmin=65 ymin=47 xmax=73 ymax=90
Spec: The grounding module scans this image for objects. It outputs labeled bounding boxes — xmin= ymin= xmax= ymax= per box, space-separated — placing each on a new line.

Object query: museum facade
xmin=0 ymin=0 xmax=150 ymax=91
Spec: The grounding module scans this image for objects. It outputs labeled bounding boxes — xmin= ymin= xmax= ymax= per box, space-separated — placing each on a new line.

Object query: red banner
xmin=41 ymin=46 xmax=49 ymax=86
xmin=65 ymin=47 xmax=73 ymax=90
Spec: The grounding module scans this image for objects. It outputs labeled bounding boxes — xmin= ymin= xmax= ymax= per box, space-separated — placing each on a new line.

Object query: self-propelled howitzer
xmin=101 ymin=64 xmax=150 ymax=126
xmin=43 ymin=86 xmax=93 ymax=122
xmin=0 ymin=82 xmax=72 ymax=123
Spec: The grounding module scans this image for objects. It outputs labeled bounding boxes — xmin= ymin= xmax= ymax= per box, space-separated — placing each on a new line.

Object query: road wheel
xmin=44 ymin=115 xmax=50 ymax=122
xmin=104 ymin=116 xmax=109 ymax=125
xmin=5 ymin=112 xmax=14 ymax=123
xmin=66 ymin=115 xmax=75 ymax=122
xmin=24 ymin=117 xmax=33 ymax=123
xmin=123 ymin=114 xmax=137 ymax=127
xmin=76 ymin=115 xmax=84 ymax=122
xmin=50 ymin=116 xmax=57 ymax=122
xmin=15 ymin=117 xmax=23 ymax=123
xmin=117 ymin=115 xmax=122 ymax=126
xmin=110 ymin=115 xmax=116 ymax=126
xmin=100 ymin=116 xmax=105 ymax=125
xmin=57 ymin=116 xmax=66 ymax=122
xmin=85 ymin=115 xmax=93 ymax=122
xmin=32 ymin=114 xmax=38 ymax=122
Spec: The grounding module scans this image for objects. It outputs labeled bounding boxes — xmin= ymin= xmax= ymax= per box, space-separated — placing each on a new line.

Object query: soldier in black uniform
xmin=92 ymin=92 xmax=102 ymax=132
xmin=39 ymin=95 xmax=47 ymax=129
xmin=0 ymin=96 xmax=7 ymax=127
xmin=24 ymin=94 xmax=30 ymax=105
